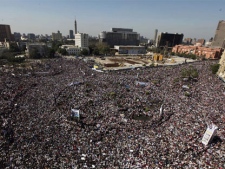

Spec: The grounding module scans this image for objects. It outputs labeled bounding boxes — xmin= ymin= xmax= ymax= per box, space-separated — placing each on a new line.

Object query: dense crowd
xmin=0 ymin=58 xmax=225 ymax=169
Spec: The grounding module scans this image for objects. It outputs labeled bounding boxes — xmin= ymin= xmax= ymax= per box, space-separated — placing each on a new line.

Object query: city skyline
xmin=1 ymin=0 xmax=224 ymax=40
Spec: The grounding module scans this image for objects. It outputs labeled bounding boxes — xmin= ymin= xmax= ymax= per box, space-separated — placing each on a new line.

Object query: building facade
xmin=172 ymin=45 xmax=223 ymax=59
xmin=69 ymin=30 xmax=74 ymax=39
xmin=25 ymin=43 xmax=47 ymax=58
xmin=114 ymin=45 xmax=146 ymax=55
xmin=99 ymin=28 xmax=140 ymax=48
xmin=75 ymin=33 xmax=89 ymax=48
xmin=0 ymin=24 xmax=13 ymax=42
xmin=0 ymin=41 xmax=10 ymax=55
xmin=60 ymin=45 xmax=81 ymax=56
xmin=196 ymin=39 xmax=205 ymax=46
xmin=183 ymin=38 xmax=192 ymax=45
xmin=156 ymin=32 xmax=183 ymax=48
xmin=27 ymin=33 xmax=36 ymax=41
xmin=52 ymin=31 xmax=62 ymax=41
xmin=211 ymin=20 xmax=225 ymax=48
xmin=14 ymin=32 xmax=21 ymax=41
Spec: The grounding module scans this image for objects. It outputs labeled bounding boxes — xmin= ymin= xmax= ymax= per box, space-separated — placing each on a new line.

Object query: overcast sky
xmin=1 ymin=0 xmax=224 ymax=40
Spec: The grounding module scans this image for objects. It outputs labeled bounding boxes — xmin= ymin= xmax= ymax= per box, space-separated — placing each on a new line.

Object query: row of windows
xmin=67 ymin=49 xmax=80 ymax=51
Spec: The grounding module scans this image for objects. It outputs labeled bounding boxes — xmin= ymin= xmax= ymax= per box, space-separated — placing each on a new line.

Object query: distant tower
xmin=69 ymin=30 xmax=74 ymax=39
xmin=154 ymin=29 xmax=158 ymax=45
xmin=74 ymin=19 xmax=77 ymax=34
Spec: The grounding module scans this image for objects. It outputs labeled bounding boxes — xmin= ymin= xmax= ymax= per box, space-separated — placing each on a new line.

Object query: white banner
xmin=202 ymin=123 xmax=218 ymax=145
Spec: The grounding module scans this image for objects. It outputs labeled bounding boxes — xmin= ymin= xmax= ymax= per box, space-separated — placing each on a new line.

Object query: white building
xmin=60 ymin=45 xmax=81 ymax=56
xmin=75 ymin=33 xmax=89 ymax=48
xmin=114 ymin=45 xmax=146 ymax=55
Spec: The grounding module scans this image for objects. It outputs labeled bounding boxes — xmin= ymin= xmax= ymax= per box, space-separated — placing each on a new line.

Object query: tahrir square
xmin=0 ymin=20 xmax=225 ymax=168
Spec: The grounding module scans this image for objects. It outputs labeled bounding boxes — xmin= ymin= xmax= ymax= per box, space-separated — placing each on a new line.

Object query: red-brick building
xmin=172 ymin=45 xmax=223 ymax=59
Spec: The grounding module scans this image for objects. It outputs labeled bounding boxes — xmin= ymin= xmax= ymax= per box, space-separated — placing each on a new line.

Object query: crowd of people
xmin=0 ymin=57 xmax=225 ymax=168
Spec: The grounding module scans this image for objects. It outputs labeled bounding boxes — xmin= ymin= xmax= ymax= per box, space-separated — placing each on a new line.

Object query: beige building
xmin=52 ymin=31 xmax=62 ymax=41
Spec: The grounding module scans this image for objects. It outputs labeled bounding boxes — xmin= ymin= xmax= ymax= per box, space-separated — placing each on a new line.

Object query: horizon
xmin=1 ymin=0 xmax=225 ymax=41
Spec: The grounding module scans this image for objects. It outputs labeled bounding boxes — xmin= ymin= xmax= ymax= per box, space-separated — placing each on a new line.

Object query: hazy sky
xmin=1 ymin=0 xmax=224 ymax=40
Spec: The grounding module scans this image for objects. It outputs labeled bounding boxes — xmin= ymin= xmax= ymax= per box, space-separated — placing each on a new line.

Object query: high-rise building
xmin=74 ymin=20 xmax=77 ymax=34
xmin=0 ymin=24 xmax=13 ymax=42
xmin=212 ymin=20 xmax=225 ymax=48
xmin=52 ymin=31 xmax=62 ymax=41
xmin=69 ymin=30 xmax=74 ymax=39
xmin=75 ymin=33 xmax=89 ymax=48
xmin=14 ymin=32 xmax=21 ymax=41
xmin=154 ymin=29 xmax=158 ymax=45
xmin=99 ymin=28 xmax=140 ymax=48
xmin=27 ymin=33 xmax=36 ymax=41
xmin=156 ymin=32 xmax=183 ymax=48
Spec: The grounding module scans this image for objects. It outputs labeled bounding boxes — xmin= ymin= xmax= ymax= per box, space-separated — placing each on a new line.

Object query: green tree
xmin=210 ymin=64 xmax=220 ymax=74
xmin=9 ymin=43 xmax=20 ymax=52
xmin=102 ymin=45 xmax=110 ymax=55
xmin=149 ymin=47 xmax=161 ymax=53
xmin=96 ymin=42 xmax=110 ymax=55
xmin=110 ymin=49 xmax=116 ymax=56
xmin=64 ymin=40 xmax=75 ymax=45
xmin=21 ymin=45 xmax=27 ymax=52
xmin=58 ymin=48 xmax=67 ymax=55
xmin=181 ymin=66 xmax=198 ymax=78
xmin=80 ymin=48 xmax=89 ymax=56
xmin=47 ymin=48 xmax=56 ymax=58
xmin=93 ymin=48 xmax=100 ymax=55
xmin=170 ymin=52 xmax=175 ymax=56
xmin=52 ymin=41 xmax=62 ymax=51
xmin=0 ymin=49 xmax=14 ymax=59
xmin=88 ymin=44 xmax=96 ymax=55
xmin=30 ymin=48 xmax=42 ymax=59
xmin=38 ymin=39 xmax=48 ymax=43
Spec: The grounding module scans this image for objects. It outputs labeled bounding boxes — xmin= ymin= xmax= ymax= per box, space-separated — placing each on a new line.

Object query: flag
xmin=159 ymin=104 xmax=163 ymax=117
